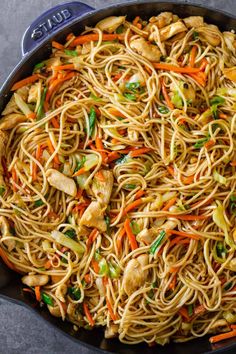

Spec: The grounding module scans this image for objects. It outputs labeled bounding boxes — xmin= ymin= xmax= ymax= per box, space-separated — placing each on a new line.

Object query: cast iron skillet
xmin=0 ymin=1 xmax=236 ymax=353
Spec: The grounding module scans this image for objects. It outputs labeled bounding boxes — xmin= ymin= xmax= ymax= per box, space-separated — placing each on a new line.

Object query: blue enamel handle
xmin=21 ymin=1 xmax=95 ymax=56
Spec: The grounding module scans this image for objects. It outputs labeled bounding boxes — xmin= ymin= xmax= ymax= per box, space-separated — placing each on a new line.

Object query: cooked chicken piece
xmin=223 ymin=32 xmax=236 ymax=52
xmin=22 ymin=274 xmax=49 ymax=287
xmin=149 ymin=12 xmax=173 ymax=29
xmin=46 ymin=169 xmax=77 ymax=197
xmin=91 ymin=170 xmax=114 ymax=205
xmin=130 ymin=37 xmax=161 ymax=62
xmin=183 ymin=16 xmax=204 ymax=28
xmin=28 ymin=82 xmax=40 ymax=103
xmin=0 ymin=216 xmax=15 ymax=251
xmin=158 ymin=21 xmax=187 ymax=41
xmin=128 ymin=128 xmax=139 ymax=142
xmin=223 ymin=67 xmax=236 ymax=82
xmin=55 ymin=284 xmax=67 ymax=302
xmin=48 ymin=305 xmax=61 ymax=317
xmin=198 ymin=25 xmax=221 ymax=46
xmin=96 ymin=16 xmax=126 ymax=33
xmin=105 ymin=324 xmax=119 ymax=338
xmin=123 ymin=254 xmax=149 ymax=296
xmin=79 ymin=201 xmax=107 ymax=232
xmin=137 ymin=220 xmax=178 ymax=245
xmin=0 ymin=113 xmax=27 ymax=130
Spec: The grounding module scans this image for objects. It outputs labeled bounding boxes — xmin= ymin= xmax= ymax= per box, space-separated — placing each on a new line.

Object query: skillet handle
xmin=21 ymin=1 xmax=95 ymax=56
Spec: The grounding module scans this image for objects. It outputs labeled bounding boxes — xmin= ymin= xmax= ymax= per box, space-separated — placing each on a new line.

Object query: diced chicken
xmin=96 ymin=16 xmax=126 ymax=33
xmin=55 ymin=284 xmax=67 ymax=302
xmin=223 ymin=67 xmax=236 ymax=82
xmin=79 ymin=201 xmax=107 ymax=232
xmin=0 ymin=113 xmax=27 ymax=130
xmin=130 ymin=37 xmax=161 ymax=62
xmin=198 ymin=25 xmax=221 ymax=46
xmin=46 ymin=169 xmax=77 ymax=197
xmin=22 ymin=274 xmax=49 ymax=287
xmin=223 ymin=32 xmax=236 ymax=52
xmin=158 ymin=21 xmax=187 ymax=41
xmin=91 ymin=170 xmax=114 ymax=205
xmin=0 ymin=216 xmax=15 ymax=251
xmin=137 ymin=220 xmax=178 ymax=245
xmin=149 ymin=12 xmax=173 ymax=29
xmin=123 ymin=254 xmax=148 ymax=296
xmin=183 ymin=16 xmax=204 ymax=28
xmin=28 ymin=82 xmax=40 ymax=103
xmin=48 ymin=305 xmax=61 ymax=318
xmin=105 ymin=324 xmax=119 ymax=338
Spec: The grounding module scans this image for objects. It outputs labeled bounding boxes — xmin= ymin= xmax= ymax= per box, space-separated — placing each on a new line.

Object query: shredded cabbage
xmin=213 ymin=170 xmax=227 ymax=185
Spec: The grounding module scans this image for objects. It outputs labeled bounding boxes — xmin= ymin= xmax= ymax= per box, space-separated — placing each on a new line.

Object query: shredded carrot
xmin=12 ymin=168 xmax=18 ymax=192
xmin=103 ymin=276 xmax=108 ymax=286
xmin=91 ymin=259 xmax=99 ymax=273
xmin=46 ymin=72 xmax=75 ymax=102
xmin=124 ymin=198 xmax=143 ymax=214
xmin=113 ymin=73 xmax=122 ymax=81
xmin=87 ymin=228 xmax=99 ymax=249
xmin=11 ymin=74 xmax=39 ymax=91
xmin=189 ymin=45 xmax=197 ymax=67
xmin=209 ymin=330 xmax=236 ymax=344
xmin=71 ymin=34 xmax=123 ymax=46
xmin=188 ymin=72 xmax=206 ymax=86
xmin=194 ymin=304 xmax=206 ymax=315
xmin=124 ymin=218 xmax=138 ymax=251
xmin=117 ymin=128 xmax=126 ymax=135
xmin=117 ymin=228 xmax=126 ymax=253
xmin=160 ymin=78 xmax=174 ymax=110
xmin=230 ymin=161 xmax=236 ymax=167
xmin=205 ymin=139 xmax=215 ymax=149
xmin=27 ymin=112 xmax=36 ymax=120
xmin=84 ymin=274 xmax=91 ymax=283
xmin=51 ymin=116 xmax=60 ymax=129
xmin=54 ymin=64 xmax=75 ymax=71
xmin=169 ymin=273 xmax=177 ymax=290
xmin=168 ymin=229 xmax=200 ymax=241
xmin=199 ymin=58 xmax=208 ymax=71
xmin=169 ymin=237 xmax=190 ymax=248
xmin=231 ymin=325 xmax=236 ymax=330
xmin=130 ymin=147 xmax=152 ymax=157
xmin=167 ymin=165 xmax=175 ymax=177
xmin=161 ymin=196 xmax=177 ymax=211
xmin=167 ymin=214 xmax=209 ymax=220
xmin=133 ymin=16 xmax=140 ymax=26
xmin=35 ymin=286 xmax=41 ymax=302
xmin=44 ymin=259 xmax=52 ymax=270
xmin=107 ymin=151 xmax=120 ymax=163
xmin=72 ymin=166 xmax=86 ymax=177
xmin=169 ymin=266 xmax=180 ymax=273
xmin=218 ymin=113 xmax=228 ymax=119
xmin=95 ymin=137 xmax=107 ymax=163
xmin=178 ymin=307 xmax=190 ymax=322
xmin=107 ymin=108 xmax=126 ymax=118
xmin=106 ymin=297 xmax=117 ymax=321
xmin=83 ymin=302 xmax=95 ymax=327
xmin=135 ymin=190 xmax=145 ymax=200
xmin=111 ymin=138 xmax=119 ymax=144
xmin=36 ymin=144 xmax=43 ymax=162
xmin=47 ymin=138 xmax=60 ymax=165
xmin=96 ymin=170 xmax=105 ymax=182
xmin=181 ymin=174 xmax=195 ymax=184
xmin=52 ymin=41 xmax=64 ymax=50
xmin=154 ymin=63 xmax=201 ymax=74
xmin=0 ymin=248 xmax=16 ymax=271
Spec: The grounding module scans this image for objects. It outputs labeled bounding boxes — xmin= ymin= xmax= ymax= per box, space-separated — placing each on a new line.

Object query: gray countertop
xmin=0 ymin=1 xmax=236 ymax=353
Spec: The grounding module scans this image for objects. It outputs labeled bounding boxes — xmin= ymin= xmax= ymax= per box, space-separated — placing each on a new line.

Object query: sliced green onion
xmin=194 ymin=135 xmax=210 ymax=149
xmin=108 ymin=261 xmax=120 ymax=278
xmin=229 ymin=195 xmax=236 ymax=215
xmin=51 ymin=230 xmax=84 ymax=254
xmin=224 ymin=282 xmax=233 ymax=291
xmin=187 ymin=304 xmax=193 ymax=317
xmin=151 ymin=281 xmax=158 ymax=288
xmin=124 ymin=184 xmax=136 ymax=190
xmin=150 ymin=230 xmax=166 ymax=255
xmin=116 ymin=25 xmax=124 ymax=34
xmin=0 ymin=186 xmax=5 ymax=196
xmin=115 ymin=154 xmax=129 ymax=165
xmin=89 ymin=107 xmax=96 ymax=137
xmin=42 ymin=293 xmax=54 ymax=306
xmin=68 ymin=286 xmax=81 ymax=300
xmin=75 ymin=156 xmax=86 ymax=172
xmin=210 ymin=96 xmax=225 ymax=120
xmin=130 ymin=221 xmax=140 ymax=235
xmin=193 ymin=31 xmax=199 ymax=40
xmin=98 ymin=258 xmax=109 ymax=276
xmin=61 ymin=251 xmax=69 ymax=264
xmin=64 ymin=229 xmax=77 ymax=239
xmin=33 ymin=61 xmax=45 ymax=72
xmin=34 ymin=199 xmax=44 ymax=207
xmin=125 ymin=82 xmax=140 ymax=91
xmin=37 ymin=87 xmax=47 ymax=120
xmin=124 ymin=93 xmax=136 ymax=101
xmin=158 ymin=106 xmax=169 ymax=114
xmin=64 ymin=49 xmax=78 ymax=56
xmin=171 ymin=91 xmax=183 ymax=109
xmin=94 ymin=249 xmax=102 ymax=262
xmin=90 ymin=93 xmax=101 ymax=101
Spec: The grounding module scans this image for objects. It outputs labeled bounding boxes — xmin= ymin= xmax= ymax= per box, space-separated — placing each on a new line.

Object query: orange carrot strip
xmin=91 ymin=259 xmax=99 ymax=273
xmin=35 ymin=286 xmax=41 ymax=302
xmin=161 ymin=196 xmax=177 ymax=211
xmin=168 ymin=229 xmax=201 ymax=241
xmin=106 ymin=297 xmax=117 ymax=321
xmin=124 ymin=198 xmax=143 ymax=214
xmin=169 ymin=237 xmax=190 ymax=248
xmin=209 ymin=330 xmax=236 ymax=344
xmin=0 ymin=248 xmax=16 ymax=271
xmin=54 ymin=64 xmax=75 ymax=71
xmin=189 ymin=45 xmax=197 ymax=67
xmin=167 ymin=214 xmax=209 ymax=220
xmin=83 ymin=302 xmax=95 ymax=327
xmin=167 ymin=165 xmax=175 ymax=177
xmin=32 ymin=163 xmax=37 ymax=182
xmin=218 ymin=113 xmax=228 ymax=119
xmin=130 ymin=147 xmax=152 ymax=157
xmin=117 ymin=228 xmax=126 ymax=253
xmin=46 ymin=72 xmax=75 ymax=102
xmin=103 ymin=276 xmax=108 ymax=286
xmin=84 ymin=274 xmax=91 ymax=283
xmin=72 ymin=166 xmax=86 ymax=177
xmin=161 ymin=78 xmax=174 ymax=110
xmin=12 ymin=168 xmax=18 ymax=192
xmin=188 ymin=72 xmax=206 ymax=86
xmin=199 ymin=58 xmax=208 ymax=71
xmin=194 ymin=304 xmax=206 ymax=315
xmin=154 ymin=63 xmax=201 ymax=73
xmin=96 ymin=170 xmax=105 ymax=182
xmin=181 ymin=175 xmax=195 ymax=184
xmin=124 ymin=218 xmax=138 ymax=251
xmin=44 ymin=259 xmax=52 ymax=270
xmin=87 ymin=228 xmax=99 ymax=249
xmin=133 ymin=16 xmax=140 ymax=26
xmin=27 ymin=112 xmax=37 ymax=120
xmin=52 ymin=41 xmax=64 ymax=50
xmin=205 ymin=139 xmax=215 ymax=149
xmin=72 ymin=34 xmax=122 ymax=46
xmin=95 ymin=137 xmax=107 ymax=163
xmin=11 ymin=74 xmax=39 ymax=91
xmin=231 ymin=325 xmax=236 ymax=329
xmin=51 ymin=117 xmax=60 ymax=129
xmin=169 ymin=273 xmax=177 ymax=290
xmin=178 ymin=307 xmax=190 ymax=321
xmin=107 ymin=151 xmax=120 ymax=163
xmin=111 ymin=138 xmax=119 ymax=144
xmin=135 ymin=190 xmax=145 ymax=200
xmin=117 ymin=128 xmax=126 ymax=135
xmin=230 ymin=161 xmax=236 ymax=167
xmin=47 ymin=138 xmax=60 ymax=165
xmin=107 ymin=108 xmax=126 ymax=118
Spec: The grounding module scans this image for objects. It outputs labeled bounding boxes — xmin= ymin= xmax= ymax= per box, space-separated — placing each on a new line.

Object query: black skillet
xmin=0 ymin=1 xmax=236 ymax=353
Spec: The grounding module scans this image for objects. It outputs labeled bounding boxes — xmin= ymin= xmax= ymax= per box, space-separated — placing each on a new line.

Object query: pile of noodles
xmin=0 ymin=12 xmax=236 ymax=346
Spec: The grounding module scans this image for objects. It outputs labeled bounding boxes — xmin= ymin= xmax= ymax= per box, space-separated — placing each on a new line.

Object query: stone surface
xmin=0 ymin=0 xmax=236 ymax=353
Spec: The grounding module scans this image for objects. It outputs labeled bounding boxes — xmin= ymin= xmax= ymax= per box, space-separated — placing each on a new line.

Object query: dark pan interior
xmin=1 ymin=2 xmax=236 ymax=354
